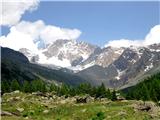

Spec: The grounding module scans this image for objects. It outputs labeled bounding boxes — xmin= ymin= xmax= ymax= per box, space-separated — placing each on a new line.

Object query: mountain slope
xmin=122 ymin=72 xmax=160 ymax=101
xmin=1 ymin=47 xmax=87 ymax=86
xmin=7 ymin=38 xmax=160 ymax=89
xmin=20 ymin=39 xmax=98 ymax=68
xmin=77 ymin=44 xmax=160 ymax=88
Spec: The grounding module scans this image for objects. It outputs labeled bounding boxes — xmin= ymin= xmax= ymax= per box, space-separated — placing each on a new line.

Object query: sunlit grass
xmin=1 ymin=92 xmax=160 ymax=120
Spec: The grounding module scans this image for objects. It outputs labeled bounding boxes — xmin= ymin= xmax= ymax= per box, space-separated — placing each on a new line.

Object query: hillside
xmin=122 ymin=72 xmax=160 ymax=102
xmin=1 ymin=47 xmax=87 ymax=87
xmin=77 ymin=44 xmax=160 ymax=88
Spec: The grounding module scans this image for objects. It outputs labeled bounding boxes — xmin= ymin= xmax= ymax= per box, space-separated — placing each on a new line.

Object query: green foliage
xmin=77 ymin=83 xmax=92 ymax=95
xmin=30 ymin=80 xmax=47 ymax=92
xmin=92 ymin=112 xmax=105 ymax=120
xmin=106 ymin=89 xmax=111 ymax=99
xmin=11 ymin=80 xmax=20 ymax=91
xmin=58 ymin=83 xmax=70 ymax=96
xmin=23 ymin=81 xmax=31 ymax=93
xmin=2 ymin=79 xmax=47 ymax=93
xmin=50 ymin=83 xmax=58 ymax=92
xmin=1 ymin=79 xmax=115 ymax=100
xmin=1 ymin=80 xmax=10 ymax=93
xmin=125 ymin=72 xmax=160 ymax=102
xmin=95 ymin=83 xmax=107 ymax=98
xmin=111 ymin=89 xmax=117 ymax=101
xmin=2 ymin=78 xmax=114 ymax=100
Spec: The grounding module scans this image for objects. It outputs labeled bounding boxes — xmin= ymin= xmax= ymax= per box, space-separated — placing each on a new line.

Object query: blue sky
xmin=2 ymin=1 xmax=160 ymax=46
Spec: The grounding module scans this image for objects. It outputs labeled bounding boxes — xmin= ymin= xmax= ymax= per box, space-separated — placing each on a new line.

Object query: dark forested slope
xmin=122 ymin=72 xmax=160 ymax=102
xmin=1 ymin=47 xmax=86 ymax=86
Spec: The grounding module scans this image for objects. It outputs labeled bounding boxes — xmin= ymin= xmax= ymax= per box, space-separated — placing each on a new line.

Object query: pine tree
xmin=106 ymin=88 xmax=111 ymax=99
xmin=59 ymin=84 xmax=70 ymax=96
xmin=11 ymin=80 xmax=20 ymax=91
xmin=111 ymin=90 xmax=117 ymax=101
xmin=124 ymin=72 xmax=160 ymax=101
xmin=50 ymin=83 xmax=57 ymax=92
xmin=31 ymin=79 xmax=47 ymax=92
xmin=23 ymin=80 xmax=31 ymax=93
xmin=42 ymin=82 xmax=47 ymax=92
xmin=1 ymin=81 xmax=10 ymax=93
xmin=77 ymin=83 xmax=92 ymax=95
xmin=90 ymin=86 xmax=97 ymax=97
xmin=69 ymin=87 xmax=76 ymax=96
xmin=96 ymin=83 xmax=106 ymax=98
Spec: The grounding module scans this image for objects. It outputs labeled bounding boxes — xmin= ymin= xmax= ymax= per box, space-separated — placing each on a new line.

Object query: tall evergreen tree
xmin=106 ymin=88 xmax=111 ymax=99
xmin=23 ymin=81 xmax=31 ymax=93
xmin=59 ymin=84 xmax=70 ymax=96
xmin=11 ymin=80 xmax=20 ymax=91
xmin=50 ymin=83 xmax=58 ymax=92
xmin=111 ymin=90 xmax=117 ymax=101
xmin=96 ymin=83 xmax=106 ymax=98
xmin=1 ymin=81 xmax=10 ymax=93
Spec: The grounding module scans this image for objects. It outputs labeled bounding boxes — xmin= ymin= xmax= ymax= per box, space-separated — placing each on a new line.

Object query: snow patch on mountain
xmin=144 ymin=63 xmax=153 ymax=72
xmin=69 ymin=61 xmax=96 ymax=72
xmin=38 ymin=55 xmax=71 ymax=67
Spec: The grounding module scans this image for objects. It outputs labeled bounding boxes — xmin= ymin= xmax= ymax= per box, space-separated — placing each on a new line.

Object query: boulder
xmin=32 ymin=92 xmax=48 ymax=97
xmin=134 ymin=101 xmax=160 ymax=114
xmin=16 ymin=107 xmax=24 ymax=112
xmin=1 ymin=111 xmax=13 ymax=116
xmin=76 ymin=97 xmax=87 ymax=103
xmin=117 ymin=96 xmax=125 ymax=101
xmin=43 ymin=110 xmax=49 ymax=114
xmin=13 ymin=90 xmax=20 ymax=94
xmin=138 ymin=105 xmax=151 ymax=112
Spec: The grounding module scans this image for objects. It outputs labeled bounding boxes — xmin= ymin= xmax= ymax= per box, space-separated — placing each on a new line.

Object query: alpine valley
xmin=3 ymin=38 xmax=160 ymax=89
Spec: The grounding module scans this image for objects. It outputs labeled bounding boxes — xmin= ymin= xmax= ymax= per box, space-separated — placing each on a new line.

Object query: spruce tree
xmin=111 ymin=90 xmax=117 ymax=101
xmin=11 ymin=80 xmax=20 ymax=91
xmin=59 ymin=84 xmax=70 ymax=96
xmin=50 ymin=83 xmax=57 ymax=92
xmin=96 ymin=83 xmax=106 ymax=98
xmin=106 ymin=88 xmax=111 ymax=99
xmin=23 ymin=80 xmax=31 ymax=93
xmin=1 ymin=81 xmax=10 ymax=93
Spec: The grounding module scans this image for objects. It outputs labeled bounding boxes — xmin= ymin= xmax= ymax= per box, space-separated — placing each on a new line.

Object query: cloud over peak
xmin=105 ymin=25 xmax=160 ymax=48
xmin=0 ymin=20 xmax=82 ymax=52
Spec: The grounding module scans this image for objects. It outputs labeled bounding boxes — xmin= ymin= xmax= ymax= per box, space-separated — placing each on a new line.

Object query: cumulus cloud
xmin=0 ymin=0 xmax=39 ymax=26
xmin=105 ymin=39 xmax=143 ymax=48
xmin=0 ymin=26 xmax=38 ymax=52
xmin=40 ymin=25 xmax=81 ymax=44
xmin=144 ymin=25 xmax=160 ymax=45
xmin=0 ymin=20 xmax=81 ymax=52
xmin=105 ymin=25 xmax=160 ymax=48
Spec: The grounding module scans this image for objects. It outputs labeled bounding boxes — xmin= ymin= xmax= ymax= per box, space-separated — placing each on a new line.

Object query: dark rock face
xmin=80 ymin=47 xmax=124 ymax=68
xmin=114 ymin=48 xmax=139 ymax=71
xmin=77 ymin=44 xmax=160 ymax=88
xmin=30 ymin=55 xmax=39 ymax=63
xmin=71 ymin=56 xmax=83 ymax=66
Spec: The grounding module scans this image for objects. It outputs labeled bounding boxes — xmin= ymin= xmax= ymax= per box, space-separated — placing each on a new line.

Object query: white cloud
xmin=105 ymin=25 xmax=160 ymax=48
xmin=0 ymin=26 xmax=38 ymax=52
xmin=144 ymin=25 xmax=160 ymax=45
xmin=105 ymin=39 xmax=143 ymax=48
xmin=0 ymin=0 xmax=39 ymax=26
xmin=0 ymin=20 xmax=81 ymax=52
xmin=40 ymin=25 xmax=81 ymax=45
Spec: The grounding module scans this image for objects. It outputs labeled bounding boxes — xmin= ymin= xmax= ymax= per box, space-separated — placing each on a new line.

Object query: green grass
xmin=1 ymin=92 xmax=160 ymax=120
